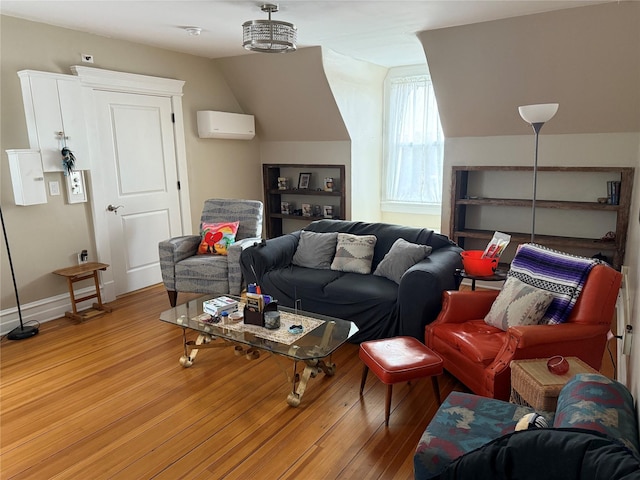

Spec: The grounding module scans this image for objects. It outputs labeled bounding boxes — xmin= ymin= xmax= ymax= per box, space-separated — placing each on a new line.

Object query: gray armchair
xmin=159 ymin=199 xmax=263 ymax=306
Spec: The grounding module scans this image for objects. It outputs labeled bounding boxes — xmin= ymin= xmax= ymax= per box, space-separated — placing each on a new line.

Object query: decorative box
xmin=203 ymin=296 xmax=239 ymax=316
xmin=244 ymin=297 xmax=278 ymax=327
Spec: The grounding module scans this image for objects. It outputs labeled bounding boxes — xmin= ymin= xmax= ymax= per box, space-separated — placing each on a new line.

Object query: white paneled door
xmin=94 ymin=91 xmax=182 ymax=295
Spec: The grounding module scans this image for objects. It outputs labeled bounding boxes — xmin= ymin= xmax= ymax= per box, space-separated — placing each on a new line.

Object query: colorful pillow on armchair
xmin=197 ymin=221 xmax=239 ymax=255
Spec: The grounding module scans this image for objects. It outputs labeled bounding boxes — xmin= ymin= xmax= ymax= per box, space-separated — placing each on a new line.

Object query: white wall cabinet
xmin=18 ymin=70 xmax=90 ymax=173
xmin=6 ymin=149 xmax=47 ymax=205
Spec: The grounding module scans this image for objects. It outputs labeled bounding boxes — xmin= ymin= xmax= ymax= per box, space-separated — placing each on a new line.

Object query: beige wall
xmin=0 ymin=15 xmax=262 ymax=315
xmin=216 ymin=47 xmax=349 ymax=142
xmin=322 ymin=49 xmax=387 ymax=223
xmin=217 ymin=46 xmax=391 ymax=225
xmin=419 ymin=2 xmax=640 ymax=138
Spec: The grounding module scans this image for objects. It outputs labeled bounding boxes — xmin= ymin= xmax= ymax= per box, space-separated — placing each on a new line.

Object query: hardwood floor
xmin=0 ymin=286 xmax=462 ymax=479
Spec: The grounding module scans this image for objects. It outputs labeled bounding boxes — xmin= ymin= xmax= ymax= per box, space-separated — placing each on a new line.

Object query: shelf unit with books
xmin=450 ymin=166 xmax=634 ymax=270
xmin=263 ymin=164 xmax=346 ymax=238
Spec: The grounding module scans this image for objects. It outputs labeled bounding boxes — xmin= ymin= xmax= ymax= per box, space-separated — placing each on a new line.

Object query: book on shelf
xmin=607 ymin=181 xmax=621 ymax=205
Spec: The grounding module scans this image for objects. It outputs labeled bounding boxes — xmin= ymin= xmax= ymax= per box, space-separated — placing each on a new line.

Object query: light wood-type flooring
xmin=1 ymin=285 xmax=463 ymax=479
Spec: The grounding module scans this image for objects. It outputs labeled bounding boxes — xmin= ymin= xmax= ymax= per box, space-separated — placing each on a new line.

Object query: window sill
xmin=381 ymin=201 xmax=441 ymax=215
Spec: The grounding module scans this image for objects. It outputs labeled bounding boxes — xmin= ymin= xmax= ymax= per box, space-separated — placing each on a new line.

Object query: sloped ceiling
xmin=419 ymin=2 xmax=640 ymax=137
xmin=216 ymin=46 xmax=349 ymax=141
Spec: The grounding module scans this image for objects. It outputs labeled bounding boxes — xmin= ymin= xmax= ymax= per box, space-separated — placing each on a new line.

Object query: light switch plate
xmin=65 ymin=170 xmax=87 ymax=203
xmin=49 ymin=181 xmax=60 ymax=196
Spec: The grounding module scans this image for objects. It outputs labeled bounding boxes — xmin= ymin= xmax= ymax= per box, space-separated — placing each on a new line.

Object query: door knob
xmin=107 ymin=204 xmax=124 ymax=214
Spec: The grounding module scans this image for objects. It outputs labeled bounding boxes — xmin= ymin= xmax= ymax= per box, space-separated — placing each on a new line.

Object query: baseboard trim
xmin=0 ymin=285 xmax=103 ymax=336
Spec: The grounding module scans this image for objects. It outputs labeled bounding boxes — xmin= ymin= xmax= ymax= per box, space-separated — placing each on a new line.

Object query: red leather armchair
xmin=425 ymin=264 xmax=622 ymax=400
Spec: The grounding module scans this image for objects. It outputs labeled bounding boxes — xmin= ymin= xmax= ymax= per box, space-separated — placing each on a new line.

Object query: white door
xmin=93 ymin=91 xmax=182 ymax=295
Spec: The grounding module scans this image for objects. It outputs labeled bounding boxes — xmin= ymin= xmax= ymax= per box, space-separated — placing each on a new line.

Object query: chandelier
xmin=242 ymin=4 xmax=297 ymax=53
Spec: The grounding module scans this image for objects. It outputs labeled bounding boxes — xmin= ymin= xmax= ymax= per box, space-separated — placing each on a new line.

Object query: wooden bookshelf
xmin=263 ymin=164 xmax=346 ymax=238
xmin=450 ymin=166 xmax=634 ymax=269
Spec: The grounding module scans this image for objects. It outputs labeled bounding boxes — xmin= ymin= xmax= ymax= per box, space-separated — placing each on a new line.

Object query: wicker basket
xmin=510 ymin=357 xmax=597 ymax=411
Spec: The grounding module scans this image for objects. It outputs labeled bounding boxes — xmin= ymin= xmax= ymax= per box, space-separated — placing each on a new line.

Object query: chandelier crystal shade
xmin=243 ymin=4 xmax=297 ymax=53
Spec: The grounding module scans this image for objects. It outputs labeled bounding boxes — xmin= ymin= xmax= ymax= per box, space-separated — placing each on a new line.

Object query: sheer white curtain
xmin=384 ymin=74 xmax=444 ymax=206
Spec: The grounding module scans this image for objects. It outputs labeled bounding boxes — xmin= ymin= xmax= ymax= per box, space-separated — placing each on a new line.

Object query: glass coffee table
xmin=160 ymin=295 xmax=358 ymax=406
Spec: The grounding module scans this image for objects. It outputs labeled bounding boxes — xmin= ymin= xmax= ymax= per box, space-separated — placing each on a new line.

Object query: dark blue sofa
xmin=240 ymin=220 xmax=462 ymax=343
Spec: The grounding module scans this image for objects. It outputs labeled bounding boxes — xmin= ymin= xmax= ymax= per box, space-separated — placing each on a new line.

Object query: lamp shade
xmin=518 ymin=103 xmax=559 ymax=124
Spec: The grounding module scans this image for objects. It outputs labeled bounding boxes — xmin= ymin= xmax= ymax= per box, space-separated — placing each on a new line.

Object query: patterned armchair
xmin=414 ymin=374 xmax=640 ymax=479
xmin=159 ymin=199 xmax=263 ymax=306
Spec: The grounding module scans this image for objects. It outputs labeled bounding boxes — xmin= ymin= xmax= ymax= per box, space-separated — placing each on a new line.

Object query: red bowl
xmin=461 ymin=250 xmax=498 ymax=276
xmin=547 ymin=356 xmax=570 ymax=375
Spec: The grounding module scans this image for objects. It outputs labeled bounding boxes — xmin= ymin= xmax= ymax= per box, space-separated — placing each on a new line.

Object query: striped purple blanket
xmin=508 ymin=244 xmax=599 ymax=325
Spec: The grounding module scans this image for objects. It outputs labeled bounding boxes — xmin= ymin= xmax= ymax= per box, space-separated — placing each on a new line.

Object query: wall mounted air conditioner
xmin=197 ymin=111 xmax=255 ymax=140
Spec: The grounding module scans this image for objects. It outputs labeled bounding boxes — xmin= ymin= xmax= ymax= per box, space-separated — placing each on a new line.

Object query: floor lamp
xmin=1 ymin=205 xmax=39 ymax=340
xmin=518 ymin=103 xmax=559 ymax=242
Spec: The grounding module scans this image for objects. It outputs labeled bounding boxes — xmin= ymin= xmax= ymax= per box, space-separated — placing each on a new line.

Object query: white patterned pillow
xmin=484 ymin=277 xmax=554 ymax=331
xmin=330 ymin=233 xmax=377 ymax=274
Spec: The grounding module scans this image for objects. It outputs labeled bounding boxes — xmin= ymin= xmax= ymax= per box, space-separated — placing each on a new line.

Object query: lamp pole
xmin=530 ymin=122 xmax=543 ymax=243
xmin=1 ymin=205 xmax=39 ymax=340
xmin=518 ymin=103 xmax=559 ymax=244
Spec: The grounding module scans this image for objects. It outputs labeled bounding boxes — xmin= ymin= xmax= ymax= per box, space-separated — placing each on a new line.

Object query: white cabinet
xmin=18 ymin=70 xmax=90 ymax=172
xmin=6 ymin=149 xmax=47 ymax=205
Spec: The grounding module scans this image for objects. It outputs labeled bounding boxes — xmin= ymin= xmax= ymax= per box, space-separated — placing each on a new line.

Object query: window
xmin=382 ymin=66 xmax=444 ymax=213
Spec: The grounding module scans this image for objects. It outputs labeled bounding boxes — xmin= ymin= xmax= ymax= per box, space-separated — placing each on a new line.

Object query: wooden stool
xmin=359 ymin=336 xmax=443 ymax=426
xmin=53 ymin=262 xmax=112 ymax=322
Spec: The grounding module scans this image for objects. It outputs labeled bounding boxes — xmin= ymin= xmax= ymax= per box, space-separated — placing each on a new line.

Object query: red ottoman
xmin=359 ymin=336 xmax=443 ymax=426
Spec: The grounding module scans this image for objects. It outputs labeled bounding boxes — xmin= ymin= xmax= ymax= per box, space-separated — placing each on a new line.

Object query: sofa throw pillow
xmin=292 ymin=231 xmax=338 ymax=269
xmin=373 ymin=238 xmax=432 ymax=284
xmin=484 ymin=277 xmax=554 ymax=331
xmin=330 ymin=233 xmax=377 ymax=275
xmin=197 ymin=221 xmax=239 ymax=255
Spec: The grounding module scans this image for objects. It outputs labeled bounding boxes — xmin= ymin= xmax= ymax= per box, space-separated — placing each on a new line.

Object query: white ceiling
xmin=0 ymin=0 xmax=610 ymax=67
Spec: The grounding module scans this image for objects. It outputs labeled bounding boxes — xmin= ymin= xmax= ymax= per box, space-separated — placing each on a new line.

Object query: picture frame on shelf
xmin=277 ymin=177 xmax=289 ymax=190
xmin=298 ymin=172 xmax=311 ymax=189
xmin=324 ymin=177 xmax=334 ymax=192
xmin=323 ymin=205 xmax=334 ymax=218
xmin=302 ymin=203 xmax=312 ymax=217
xmin=280 ymin=201 xmax=291 ymax=215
